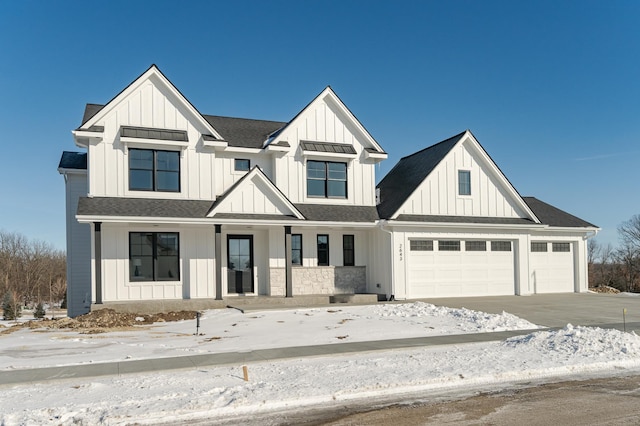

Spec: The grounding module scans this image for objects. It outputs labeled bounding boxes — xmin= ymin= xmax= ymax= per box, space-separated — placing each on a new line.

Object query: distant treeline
xmin=589 ymin=214 xmax=640 ymax=292
xmin=0 ymin=230 xmax=66 ymax=308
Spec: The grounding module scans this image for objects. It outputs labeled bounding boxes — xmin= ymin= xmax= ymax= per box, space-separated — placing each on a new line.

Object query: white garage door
xmin=530 ymin=242 xmax=574 ymax=293
xmin=407 ymin=240 xmax=515 ymax=298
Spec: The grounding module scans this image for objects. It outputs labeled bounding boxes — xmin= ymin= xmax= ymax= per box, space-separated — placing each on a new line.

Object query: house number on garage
xmin=399 ymin=243 xmax=403 ymax=261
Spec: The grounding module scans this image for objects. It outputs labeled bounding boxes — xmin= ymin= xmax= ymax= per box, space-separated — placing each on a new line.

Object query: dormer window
xmin=458 ymin=170 xmax=471 ymax=196
xmin=307 ymin=160 xmax=347 ymax=198
xmin=129 ymin=148 xmax=180 ymax=192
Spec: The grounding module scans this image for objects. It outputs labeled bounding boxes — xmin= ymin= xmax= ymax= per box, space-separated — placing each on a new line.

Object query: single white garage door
xmin=407 ymin=239 xmax=515 ymax=298
xmin=530 ymin=242 xmax=574 ymax=293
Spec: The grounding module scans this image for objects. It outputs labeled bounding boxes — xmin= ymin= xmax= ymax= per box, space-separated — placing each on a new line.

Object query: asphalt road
xmin=310 ymin=374 xmax=640 ymax=426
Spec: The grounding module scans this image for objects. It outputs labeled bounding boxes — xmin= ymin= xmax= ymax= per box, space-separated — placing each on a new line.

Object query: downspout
xmin=377 ymin=219 xmax=395 ymax=301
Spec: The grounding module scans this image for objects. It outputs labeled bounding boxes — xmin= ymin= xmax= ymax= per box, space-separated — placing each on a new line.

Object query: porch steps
xmin=91 ymin=293 xmax=380 ymax=315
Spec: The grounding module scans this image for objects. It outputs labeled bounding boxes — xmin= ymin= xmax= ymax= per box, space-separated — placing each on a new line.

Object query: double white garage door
xmin=406 ymin=239 xmax=574 ymax=298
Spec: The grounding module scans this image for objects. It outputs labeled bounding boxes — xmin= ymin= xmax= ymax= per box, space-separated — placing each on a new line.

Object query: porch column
xmin=284 ymin=226 xmax=293 ymax=297
xmin=215 ymin=225 xmax=223 ymax=300
xmin=94 ymin=222 xmax=102 ymax=304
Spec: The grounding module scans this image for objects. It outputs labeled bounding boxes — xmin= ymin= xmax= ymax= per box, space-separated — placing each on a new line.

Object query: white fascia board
xmin=265 ymin=144 xmax=290 ymax=153
xmin=364 ymin=150 xmax=388 ymax=161
xmin=293 ymin=221 xmax=377 ymax=228
xmin=73 ymin=130 xmax=104 ymax=139
xmin=58 ymin=167 xmax=87 ymax=175
xmin=72 ymin=130 xmax=102 ymax=148
xmin=202 ymin=140 xmax=229 ymax=150
xmin=221 ymin=146 xmax=263 ymax=154
xmin=76 ymin=215 xmax=215 ymax=225
xmin=120 ymin=136 xmax=189 ymax=149
xmin=385 ymin=220 xmax=548 ymax=231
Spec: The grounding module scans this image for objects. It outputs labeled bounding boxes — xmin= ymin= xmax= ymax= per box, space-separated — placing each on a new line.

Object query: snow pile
xmin=504 ymin=324 xmax=640 ymax=359
xmin=3 ymin=305 xmax=640 ymax=425
xmin=374 ymin=302 xmax=539 ymax=332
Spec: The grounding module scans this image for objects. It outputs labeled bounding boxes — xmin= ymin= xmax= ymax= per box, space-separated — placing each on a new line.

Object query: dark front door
xmin=227 ymin=235 xmax=254 ymax=294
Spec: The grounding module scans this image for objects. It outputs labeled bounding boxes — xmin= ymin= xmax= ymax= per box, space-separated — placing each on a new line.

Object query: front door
xmin=227 ymin=235 xmax=254 ymax=294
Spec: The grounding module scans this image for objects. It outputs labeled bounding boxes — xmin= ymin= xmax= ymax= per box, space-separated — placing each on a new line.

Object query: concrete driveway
xmin=416 ymin=293 xmax=640 ymax=331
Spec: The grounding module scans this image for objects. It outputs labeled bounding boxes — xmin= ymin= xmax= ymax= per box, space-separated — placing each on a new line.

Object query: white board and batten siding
xmin=98 ymin=224 xmax=216 ymax=302
xmin=396 ymin=140 xmax=528 ymax=219
xmin=272 ymin=93 xmax=378 ymax=206
xmin=87 ymin=79 xmax=219 ymax=201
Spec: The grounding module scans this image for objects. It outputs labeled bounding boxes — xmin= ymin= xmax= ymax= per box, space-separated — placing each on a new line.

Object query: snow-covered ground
xmin=2 ymin=302 xmax=640 ymax=425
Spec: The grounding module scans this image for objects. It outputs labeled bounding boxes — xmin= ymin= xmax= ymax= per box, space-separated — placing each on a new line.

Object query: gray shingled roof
xmin=294 ymin=204 xmax=379 ymax=222
xmin=81 ymin=104 xmax=104 ymax=126
xmin=58 ymin=151 xmax=87 ymax=170
xmin=79 ymin=104 xmax=286 ymax=149
xmin=203 ymin=115 xmax=286 ymax=148
xmin=376 ymin=131 xmax=466 ymax=219
xmin=523 ymin=197 xmax=597 ymax=228
xmin=76 ymin=197 xmax=378 ymax=223
xmin=77 ymin=197 xmax=214 ymax=218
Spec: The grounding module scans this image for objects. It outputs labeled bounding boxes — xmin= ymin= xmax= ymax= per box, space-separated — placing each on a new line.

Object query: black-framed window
xmin=531 ymin=242 xmax=548 ymax=252
xmin=438 ymin=240 xmax=461 ymax=251
xmin=458 ymin=170 xmax=471 ymax=196
xmin=553 ymin=242 xmax=571 ymax=252
xmin=465 ymin=241 xmax=487 ymax=251
xmin=317 ymin=234 xmax=329 ymax=266
xmin=235 ymin=159 xmax=250 ymax=171
xmin=129 ymin=148 xmax=180 ymax=192
xmin=291 ymin=234 xmax=302 ymax=266
xmin=410 ymin=240 xmax=434 ymax=251
xmin=343 ymin=235 xmax=354 ymax=266
xmin=129 ymin=232 xmax=179 ymax=281
xmin=307 ymin=160 xmax=347 ymax=198
xmin=491 ymin=241 xmax=512 ymax=252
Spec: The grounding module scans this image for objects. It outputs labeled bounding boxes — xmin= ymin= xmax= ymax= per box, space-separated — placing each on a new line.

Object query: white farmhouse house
xmin=59 ymin=65 xmax=598 ymax=317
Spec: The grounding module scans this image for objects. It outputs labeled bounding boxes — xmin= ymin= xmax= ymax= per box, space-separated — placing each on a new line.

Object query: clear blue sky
xmin=1 ymin=0 xmax=638 ymax=250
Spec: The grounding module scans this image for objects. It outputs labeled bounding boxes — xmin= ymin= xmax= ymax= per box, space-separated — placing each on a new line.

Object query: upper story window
xmin=307 ymin=161 xmax=347 ymax=198
xmin=129 ymin=149 xmax=180 ymax=192
xmin=458 ymin=170 xmax=471 ymax=196
xmin=235 ymin=159 xmax=250 ymax=171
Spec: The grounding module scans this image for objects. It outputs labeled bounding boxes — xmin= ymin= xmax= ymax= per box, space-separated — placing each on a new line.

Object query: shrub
xmin=34 ymin=302 xmax=46 ymax=319
xmin=2 ymin=292 xmax=22 ymax=321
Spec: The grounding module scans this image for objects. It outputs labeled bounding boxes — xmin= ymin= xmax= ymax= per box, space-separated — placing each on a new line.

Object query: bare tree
xmin=0 ymin=230 xmax=66 ymax=312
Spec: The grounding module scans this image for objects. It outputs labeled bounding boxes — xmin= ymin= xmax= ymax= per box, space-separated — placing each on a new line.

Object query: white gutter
xmin=75 ymin=215 xmax=378 ymax=228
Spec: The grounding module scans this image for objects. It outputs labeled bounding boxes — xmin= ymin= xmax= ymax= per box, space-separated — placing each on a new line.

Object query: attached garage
xmin=530 ymin=242 xmax=575 ymax=293
xmin=406 ymin=239 xmax=516 ymax=298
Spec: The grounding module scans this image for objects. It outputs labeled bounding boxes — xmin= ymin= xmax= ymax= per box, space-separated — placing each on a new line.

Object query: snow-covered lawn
xmin=2 ymin=302 xmax=640 ymax=425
